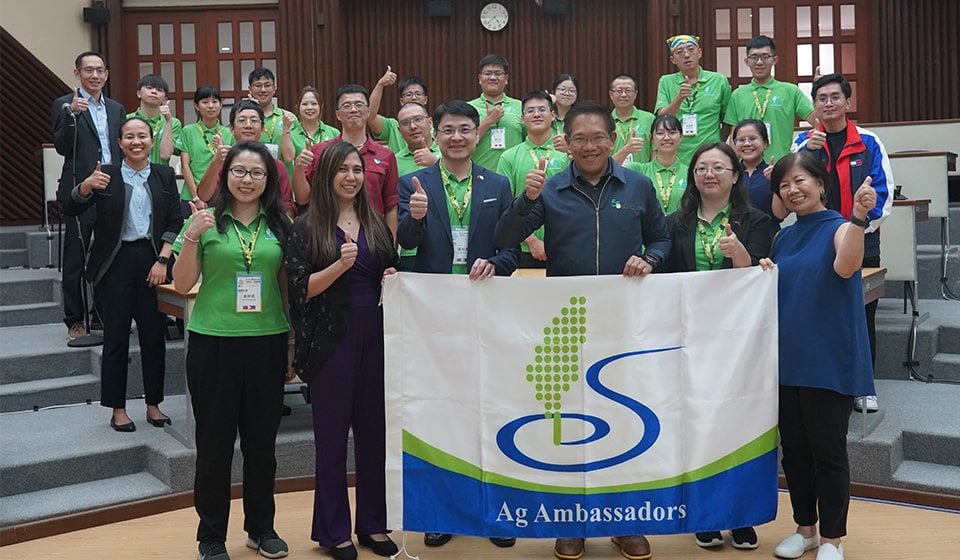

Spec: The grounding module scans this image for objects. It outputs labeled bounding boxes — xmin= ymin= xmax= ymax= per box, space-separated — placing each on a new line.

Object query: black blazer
xmin=663 ymin=207 xmax=774 ymax=273
xmin=397 ymin=162 xmax=520 ymax=276
xmin=51 ymin=89 xmax=125 ymax=201
xmin=64 ymin=164 xmax=183 ymax=285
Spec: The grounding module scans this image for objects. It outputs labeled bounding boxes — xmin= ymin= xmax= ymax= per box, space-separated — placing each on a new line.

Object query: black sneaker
xmin=730 ymin=526 xmax=759 ymax=549
xmin=423 ymin=532 xmax=452 ymax=546
xmin=489 ymin=537 xmax=516 ymax=547
xmin=246 ymin=530 xmax=289 ymax=558
xmin=695 ymin=531 xmax=724 ymax=548
xmin=198 ymin=540 xmax=230 ymax=560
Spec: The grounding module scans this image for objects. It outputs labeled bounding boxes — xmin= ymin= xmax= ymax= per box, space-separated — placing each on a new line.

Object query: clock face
xmin=480 ymin=2 xmax=509 ymax=32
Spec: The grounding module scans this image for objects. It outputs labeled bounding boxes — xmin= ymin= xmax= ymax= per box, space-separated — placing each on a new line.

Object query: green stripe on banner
xmin=402 ymin=426 xmax=778 ymax=495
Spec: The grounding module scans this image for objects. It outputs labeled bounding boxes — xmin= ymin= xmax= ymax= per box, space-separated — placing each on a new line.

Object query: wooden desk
xmin=155 ymin=283 xmax=199 ymax=447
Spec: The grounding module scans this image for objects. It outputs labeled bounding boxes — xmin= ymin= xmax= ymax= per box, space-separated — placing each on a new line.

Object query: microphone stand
xmin=65 ymin=103 xmax=103 ymax=348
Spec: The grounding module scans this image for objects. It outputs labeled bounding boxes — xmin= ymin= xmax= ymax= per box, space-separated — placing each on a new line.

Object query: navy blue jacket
xmin=51 ymin=89 xmax=125 ymax=201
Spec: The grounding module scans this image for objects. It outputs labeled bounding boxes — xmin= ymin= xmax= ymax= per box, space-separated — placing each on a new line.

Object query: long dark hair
xmin=211 ymin=141 xmax=290 ymax=245
xmin=676 ymin=142 xmax=751 ymax=230
xmin=302 ymin=141 xmax=394 ymax=267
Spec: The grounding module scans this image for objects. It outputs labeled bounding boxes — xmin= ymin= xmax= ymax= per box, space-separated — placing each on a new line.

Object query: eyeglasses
xmin=815 ymin=94 xmax=846 ymax=104
xmin=653 ymin=129 xmax=681 ymax=137
xmin=235 ymin=117 xmax=262 ymax=126
xmin=228 ymin=166 xmax=267 ymax=181
xmin=610 ymin=88 xmax=636 ymax=96
xmin=399 ymin=115 xmax=428 ymax=128
xmin=480 ymin=71 xmax=505 ymax=78
xmin=568 ymin=135 xmax=611 ymax=148
xmin=79 ymin=67 xmax=107 ymax=76
xmin=733 ymin=135 xmax=762 ymax=144
xmin=401 ymin=91 xmax=426 ymax=100
xmin=249 ymin=82 xmax=274 ymax=90
xmin=693 ymin=165 xmax=735 ymax=176
xmin=337 ymin=101 xmax=368 ymax=111
xmin=672 ymin=45 xmax=699 ymax=57
xmin=556 ymin=86 xmax=577 ymax=95
xmin=746 ymin=54 xmax=775 ymax=63
xmin=523 ymin=106 xmax=551 ymax=115
xmin=437 ymin=126 xmax=477 ymax=138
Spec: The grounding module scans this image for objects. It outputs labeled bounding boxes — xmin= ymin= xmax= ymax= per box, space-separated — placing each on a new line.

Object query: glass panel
xmin=262 ymin=59 xmax=277 ymax=77
xmin=819 ymin=44 xmax=835 ymax=75
xmin=218 ymin=22 xmax=233 ymax=53
xmin=240 ymin=60 xmax=256 ymax=86
xmin=261 ymin=21 xmax=276 ymax=52
xmin=160 ymin=61 xmax=177 ymax=92
xmin=159 ymin=24 xmax=174 ymax=55
xmin=738 ymin=46 xmax=751 ymax=78
xmin=799 ymin=82 xmax=813 ymax=103
xmin=183 ymin=100 xmax=196 ymax=125
xmin=219 ymin=60 xmax=235 ymax=91
xmin=715 ymin=9 xmax=731 ymax=41
xmin=737 ymin=8 xmax=753 ymax=40
xmin=759 ymin=7 xmax=774 ymax=37
xmin=797 ymin=6 xmax=812 ymax=38
xmin=138 ymin=24 xmax=153 ymax=56
xmin=239 ymin=22 xmax=255 ymax=53
xmin=848 ymin=81 xmax=858 ymax=113
xmin=716 ymin=47 xmax=732 ymax=78
xmin=139 ymin=62 xmax=154 ymax=78
xmin=840 ymin=5 xmax=856 ymax=36
xmin=841 ymin=43 xmax=857 ymax=74
xmin=181 ymin=23 xmax=196 ymax=55
xmin=182 ymin=61 xmax=197 ymax=92
xmin=222 ymin=97 xmax=235 ymax=124
xmin=818 ymin=6 xmax=834 ymax=37
xmin=797 ymin=44 xmax=814 ymax=76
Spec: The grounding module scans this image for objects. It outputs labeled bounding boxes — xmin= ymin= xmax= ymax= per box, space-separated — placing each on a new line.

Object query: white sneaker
xmin=854 ymin=395 xmax=879 ymax=413
xmin=816 ymin=543 xmax=843 ymax=560
xmin=774 ymin=533 xmax=819 ymax=559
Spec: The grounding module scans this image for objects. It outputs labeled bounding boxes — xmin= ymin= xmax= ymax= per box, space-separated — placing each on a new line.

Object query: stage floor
xmin=4 ymin=489 xmax=959 ymax=559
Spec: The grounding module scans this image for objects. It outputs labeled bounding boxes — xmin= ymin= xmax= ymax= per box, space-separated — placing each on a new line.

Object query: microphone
xmin=62 ymin=103 xmax=76 ymax=118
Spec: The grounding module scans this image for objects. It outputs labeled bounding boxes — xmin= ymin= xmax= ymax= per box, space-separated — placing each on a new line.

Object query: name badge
xmin=236 ymin=272 xmax=262 ymax=313
xmin=682 ymin=114 xmax=698 ymax=136
xmin=623 ymin=154 xmax=634 ymax=164
xmin=764 ymin=121 xmax=773 ymax=143
xmin=490 ymin=127 xmax=506 ymax=150
xmin=452 ymin=227 xmax=469 ymax=265
xmin=264 ymin=143 xmax=280 ymax=159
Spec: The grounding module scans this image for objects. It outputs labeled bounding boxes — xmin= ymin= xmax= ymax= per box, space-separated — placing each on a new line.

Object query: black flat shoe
xmin=146 ymin=415 xmax=171 ymax=428
xmin=489 ymin=537 xmax=516 ymax=547
xmin=357 ymin=534 xmax=399 ymax=557
xmin=328 ymin=542 xmax=357 ymax=560
xmin=110 ymin=417 xmax=136 ymax=432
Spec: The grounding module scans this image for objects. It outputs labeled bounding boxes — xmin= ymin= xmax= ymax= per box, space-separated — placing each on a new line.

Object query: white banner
xmin=384 ymin=268 xmax=779 ymax=538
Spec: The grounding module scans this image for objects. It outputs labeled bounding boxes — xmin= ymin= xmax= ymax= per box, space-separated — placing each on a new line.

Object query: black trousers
xmin=96 ymin=240 xmax=166 ymax=409
xmin=862 ymin=256 xmax=880 ymax=368
xmin=62 ymin=207 xmax=98 ymax=326
xmin=187 ymin=332 xmax=287 ymax=544
xmin=778 ymin=385 xmax=854 ymax=539
xmin=518 ymin=252 xmax=547 ymax=269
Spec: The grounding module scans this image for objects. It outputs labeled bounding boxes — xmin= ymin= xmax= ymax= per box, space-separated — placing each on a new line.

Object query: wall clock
xmin=480 ymin=2 xmax=509 ymax=32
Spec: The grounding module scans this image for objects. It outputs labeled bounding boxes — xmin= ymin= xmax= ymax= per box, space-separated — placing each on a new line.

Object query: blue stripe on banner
xmin=401 ymin=449 xmax=779 ymax=538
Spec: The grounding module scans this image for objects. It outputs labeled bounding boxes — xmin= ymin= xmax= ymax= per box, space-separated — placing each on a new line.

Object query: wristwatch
xmin=157 ymin=256 xmax=170 ymax=265
xmin=850 ymin=215 xmax=870 ymax=228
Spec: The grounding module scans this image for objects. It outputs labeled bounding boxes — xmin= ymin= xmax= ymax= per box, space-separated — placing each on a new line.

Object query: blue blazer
xmin=398 ymin=162 xmax=519 ymax=276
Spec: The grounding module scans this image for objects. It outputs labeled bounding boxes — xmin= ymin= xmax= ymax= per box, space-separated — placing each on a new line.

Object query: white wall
xmin=0 ymin=0 xmax=92 ymax=87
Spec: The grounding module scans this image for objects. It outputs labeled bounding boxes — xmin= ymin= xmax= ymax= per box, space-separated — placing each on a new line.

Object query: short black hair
xmin=334 ymin=84 xmax=370 ymax=107
xmin=432 ymin=100 xmax=480 ymax=128
xmin=398 ymin=101 xmax=429 ymax=115
xmin=769 ymin=151 xmax=830 ymax=198
xmin=745 ymin=35 xmax=776 ymax=54
xmin=248 ymin=67 xmax=276 ymax=85
xmin=521 ymin=90 xmax=556 ymax=113
xmin=194 ymin=85 xmax=222 ymax=104
xmin=551 ymin=73 xmax=579 ymax=92
xmin=120 ymin=116 xmax=152 ymax=135
xmin=75 ymin=51 xmax=105 ymax=70
xmin=398 ymin=76 xmax=428 ymax=97
xmin=609 ymin=74 xmax=638 ymax=91
xmin=478 ymin=54 xmax=509 ymax=74
xmin=562 ymin=101 xmax=615 ymax=137
xmin=650 ymin=113 xmax=682 ymax=135
xmin=229 ymin=99 xmax=265 ymax=126
xmin=811 ymin=73 xmax=852 ymax=100
xmin=136 ymin=74 xmax=170 ymax=95
xmin=733 ymin=118 xmax=769 ymax=144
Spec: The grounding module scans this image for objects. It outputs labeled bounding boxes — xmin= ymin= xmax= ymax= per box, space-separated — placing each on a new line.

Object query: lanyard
xmin=752 ymin=88 xmax=772 ymax=119
xmin=615 ymin=118 xmax=636 ymax=146
xmin=440 ymin=169 xmax=473 ymax=227
xmin=233 ymin=216 xmax=263 ymax=273
xmin=529 ymin=147 xmax=552 ymax=168
xmin=696 ymin=214 xmax=728 ymax=268
xmin=685 ymin=80 xmax=702 ymax=111
xmin=263 ymin=112 xmax=280 ymax=140
xmin=202 ymin=122 xmax=223 ymax=154
xmin=301 ymin=126 xmax=322 ymax=145
xmin=655 ymin=167 xmax=678 ymax=209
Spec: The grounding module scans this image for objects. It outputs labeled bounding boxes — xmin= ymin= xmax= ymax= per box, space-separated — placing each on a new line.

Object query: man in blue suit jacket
xmin=398 ymin=100 xmax=519 ymax=279
xmin=51 ymin=51 xmax=125 ymax=340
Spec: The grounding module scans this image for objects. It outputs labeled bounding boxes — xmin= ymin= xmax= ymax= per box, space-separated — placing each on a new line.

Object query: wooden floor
xmin=4 ymin=490 xmax=958 ymax=559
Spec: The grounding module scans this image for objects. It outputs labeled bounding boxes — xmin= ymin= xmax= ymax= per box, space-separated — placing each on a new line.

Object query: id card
xmin=682 ymin=114 xmax=698 ymax=136
xmin=623 ymin=154 xmax=634 ymax=164
xmin=236 ymin=273 xmax=262 ymax=313
xmin=764 ymin=121 xmax=773 ymax=143
xmin=490 ymin=127 xmax=506 ymax=150
xmin=452 ymin=227 xmax=469 ymax=265
xmin=264 ymin=143 xmax=280 ymax=159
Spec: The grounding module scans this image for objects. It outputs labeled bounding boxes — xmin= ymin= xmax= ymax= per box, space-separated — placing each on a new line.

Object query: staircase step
xmin=936 ymin=325 xmax=960 ymax=354
xmin=0 ymin=228 xmax=28 ymax=250
xmin=0 ymin=301 xmax=63 ymax=327
xmin=0 ymin=277 xmax=59 ymax=306
xmin=0 ymin=248 xmax=29 ymax=268
xmin=891 ymin=460 xmax=960 ymax=496
xmin=0 ymin=472 xmax=171 ymax=527
xmin=927 ymin=353 xmax=960 ymax=383
xmin=903 ymin=430 xmax=960 ymax=468
xmin=0 ymin=374 xmax=101 ymax=412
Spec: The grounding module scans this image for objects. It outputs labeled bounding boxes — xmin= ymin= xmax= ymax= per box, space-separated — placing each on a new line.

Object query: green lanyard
xmin=233 ymin=216 xmax=263 ymax=273
xmin=753 ymin=88 xmax=772 ymax=119
xmin=655 ymin=167 xmax=678 ymax=210
xmin=440 ymin=169 xmax=473 ymax=227
xmin=685 ymin=81 xmax=702 ymax=111
xmin=696 ymin=214 xmax=728 ymax=268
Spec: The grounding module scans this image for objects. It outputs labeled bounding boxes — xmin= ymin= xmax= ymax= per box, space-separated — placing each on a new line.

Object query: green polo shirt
xmin=175 ymin=122 xmax=236 ymax=201
xmin=438 ymin=163 xmax=472 ymax=275
xmin=396 ymin=142 xmax=442 ymax=178
xmin=694 ymin=203 xmax=731 ymax=271
xmin=468 ymin=94 xmax=525 ymax=171
xmin=496 ymin=138 xmax=566 ymax=252
xmin=655 ymin=68 xmax=732 ymax=165
xmin=127 ymin=108 xmax=183 ymax=165
xmin=172 ymin=207 xmax=289 ymax=337
xmin=372 ymin=117 xmax=406 ymax=154
xmin=259 ymin=105 xmax=296 ymax=146
xmin=611 ymin=107 xmax=656 ymax=164
xmin=290 ymin=120 xmax=340 ymax=188
xmin=724 ymin=77 xmax=815 ymax=161
xmin=624 ymin=158 xmax=689 ymax=214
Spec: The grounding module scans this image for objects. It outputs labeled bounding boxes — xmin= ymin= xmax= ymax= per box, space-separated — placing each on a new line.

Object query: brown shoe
xmin=554 ymin=538 xmax=585 ymax=560
xmin=611 ymin=535 xmax=652 ymax=560
xmin=67 ymin=322 xmax=87 ymax=340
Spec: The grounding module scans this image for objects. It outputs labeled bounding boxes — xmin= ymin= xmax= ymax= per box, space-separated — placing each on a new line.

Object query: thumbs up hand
xmin=677 ymin=76 xmax=695 ymax=101
xmin=295 ymin=145 xmax=315 ymax=170
xmin=211 ymin=133 xmax=223 ymax=149
xmin=79 ymin=162 xmax=110 ymax=197
xmin=377 ymin=65 xmax=398 ymax=88
xmin=160 ymin=100 xmax=172 ymax=122
xmin=483 ymin=101 xmax=504 ymax=125
xmin=339 ymin=229 xmax=358 ymax=270
xmin=185 ymin=200 xmax=216 ymax=239
xmin=524 ymin=157 xmax=548 ymax=201
xmin=718 ymin=223 xmax=744 ymax=259
xmin=283 ymin=110 xmax=296 ymax=128
xmin=413 ymin=138 xmax=438 ymax=167
xmin=852 ymin=176 xmax=876 ymax=220
xmin=763 ymin=156 xmax=775 ymax=181
xmin=409 ymin=176 xmax=429 ymax=220
xmin=806 ymin=118 xmax=826 ymax=151
xmin=552 ymin=133 xmax=569 ymax=154
xmin=623 ymin=128 xmax=644 ymax=154
xmin=71 ymin=91 xmax=88 ymax=113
